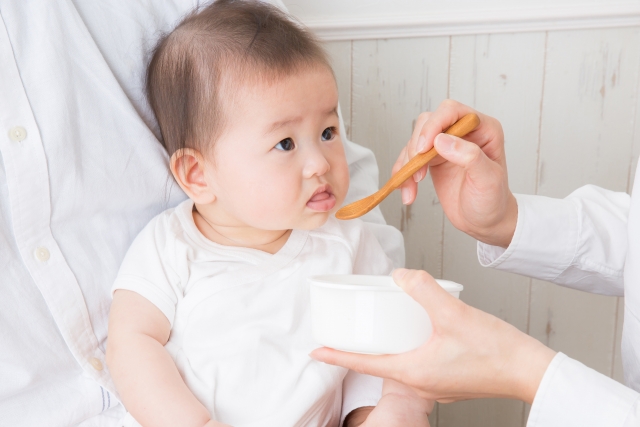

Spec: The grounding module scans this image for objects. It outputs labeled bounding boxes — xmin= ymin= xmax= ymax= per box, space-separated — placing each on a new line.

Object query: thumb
xmin=392 ymin=269 xmax=451 ymax=313
xmin=434 ymin=133 xmax=493 ymax=176
xmin=309 ymin=347 xmax=398 ymax=379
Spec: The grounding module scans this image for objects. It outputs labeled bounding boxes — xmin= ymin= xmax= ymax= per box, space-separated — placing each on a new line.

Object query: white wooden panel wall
xmin=325 ymin=26 xmax=640 ymax=427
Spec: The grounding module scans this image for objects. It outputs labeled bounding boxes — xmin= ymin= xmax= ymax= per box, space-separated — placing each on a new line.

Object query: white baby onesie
xmin=112 ymin=199 xmax=395 ymax=427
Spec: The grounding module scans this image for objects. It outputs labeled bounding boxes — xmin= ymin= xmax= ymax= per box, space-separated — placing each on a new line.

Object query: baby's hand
xmin=358 ymin=392 xmax=431 ymax=427
xmin=358 ymin=379 xmax=432 ymax=427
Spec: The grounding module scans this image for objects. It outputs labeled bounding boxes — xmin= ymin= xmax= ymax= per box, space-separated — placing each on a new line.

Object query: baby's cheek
xmin=257 ymin=173 xmax=302 ymax=213
xmin=334 ymin=160 xmax=350 ymax=201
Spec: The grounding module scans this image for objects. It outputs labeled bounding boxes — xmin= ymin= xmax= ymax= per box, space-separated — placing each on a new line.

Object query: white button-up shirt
xmin=479 ymin=184 xmax=640 ymax=426
xmin=0 ymin=2 xmax=403 ymax=426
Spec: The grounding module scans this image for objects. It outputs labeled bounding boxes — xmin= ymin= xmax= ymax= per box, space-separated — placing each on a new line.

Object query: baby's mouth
xmin=307 ymin=185 xmax=336 ymax=212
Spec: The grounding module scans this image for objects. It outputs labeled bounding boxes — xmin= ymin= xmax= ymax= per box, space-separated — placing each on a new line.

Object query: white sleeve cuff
xmin=528 ymin=353 xmax=640 ymax=427
xmin=112 ymin=276 xmax=176 ymax=326
xmin=341 ymin=371 xmax=382 ymax=426
xmin=477 ymin=193 xmax=579 ymax=282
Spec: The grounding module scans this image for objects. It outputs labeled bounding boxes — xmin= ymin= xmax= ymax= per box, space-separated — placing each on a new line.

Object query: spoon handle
xmin=381 ymin=113 xmax=480 ymax=193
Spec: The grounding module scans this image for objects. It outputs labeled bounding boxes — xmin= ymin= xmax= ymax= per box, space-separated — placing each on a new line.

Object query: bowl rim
xmin=309 ymin=274 xmax=463 ymax=293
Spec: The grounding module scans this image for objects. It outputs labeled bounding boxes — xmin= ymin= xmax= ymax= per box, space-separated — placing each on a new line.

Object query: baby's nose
xmin=303 ymin=148 xmax=331 ymax=178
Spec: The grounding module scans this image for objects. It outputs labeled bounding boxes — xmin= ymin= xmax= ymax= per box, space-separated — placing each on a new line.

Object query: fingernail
xmin=401 ymin=187 xmax=411 ymax=205
xmin=413 ymin=170 xmax=422 ymax=183
xmin=435 ymin=133 xmax=455 ymax=153
xmin=416 ymin=135 xmax=427 ymax=153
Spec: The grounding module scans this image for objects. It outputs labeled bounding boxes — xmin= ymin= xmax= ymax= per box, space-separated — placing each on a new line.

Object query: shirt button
xmin=34 ymin=247 xmax=50 ymax=262
xmin=89 ymin=358 xmax=104 ymax=371
xmin=8 ymin=126 xmax=27 ymax=142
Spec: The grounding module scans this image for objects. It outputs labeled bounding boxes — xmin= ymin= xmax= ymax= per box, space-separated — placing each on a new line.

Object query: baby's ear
xmin=170 ymin=148 xmax=216 ymax=204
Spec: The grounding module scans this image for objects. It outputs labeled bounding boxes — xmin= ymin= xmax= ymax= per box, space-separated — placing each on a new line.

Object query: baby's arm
xmin=107 ymin=290 xmax=226 ymax=427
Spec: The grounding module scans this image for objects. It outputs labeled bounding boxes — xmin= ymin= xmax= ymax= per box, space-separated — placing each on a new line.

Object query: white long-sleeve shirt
xmin=0 ymin=1 xmax=403 ymax=426
xmin=478 ymin=185 xmax=640 ymax=426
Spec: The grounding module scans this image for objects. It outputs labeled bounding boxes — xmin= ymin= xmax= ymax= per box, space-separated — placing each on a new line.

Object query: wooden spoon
xmin=335 ymin=113 xmax=480 ymax=220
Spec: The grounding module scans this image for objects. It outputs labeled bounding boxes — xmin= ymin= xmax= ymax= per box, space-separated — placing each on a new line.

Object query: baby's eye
xmin=275 ymin=138 xmax=295 ymax=151
xmin=321 ymin=127 xmax=337 ymax=141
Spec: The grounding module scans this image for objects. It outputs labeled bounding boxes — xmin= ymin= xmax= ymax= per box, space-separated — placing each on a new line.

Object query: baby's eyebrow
xmin=265 ymin=116 xmax=303 ymax=136
xmin=263 ymin=106 xmax=339 ymax=136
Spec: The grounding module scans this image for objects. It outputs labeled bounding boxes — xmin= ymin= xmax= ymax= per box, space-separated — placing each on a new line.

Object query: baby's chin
xmin=259 ymin=199 xmax=345 ymax=231
xmin=293 ymin=211 xmax=331 ymax=231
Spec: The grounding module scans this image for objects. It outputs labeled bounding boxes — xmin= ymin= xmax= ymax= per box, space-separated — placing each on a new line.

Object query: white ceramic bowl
xmin=309 ymin=275 xmax=463 ymax=355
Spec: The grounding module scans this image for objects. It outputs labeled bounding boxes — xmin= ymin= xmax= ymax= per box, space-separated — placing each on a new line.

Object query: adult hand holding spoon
xmin=336 ymin=112 xmax=480 ymax=221
xmin=392 ymin=100 xmax=517 ymax=248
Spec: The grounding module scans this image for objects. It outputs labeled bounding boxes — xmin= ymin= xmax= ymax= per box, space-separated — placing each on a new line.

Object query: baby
xmin=106 ymin=1 xmax=430 ymax=426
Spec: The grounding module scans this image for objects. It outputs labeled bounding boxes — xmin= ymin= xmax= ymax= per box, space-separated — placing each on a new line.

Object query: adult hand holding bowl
xmin=310 ymin=269 xmax=556 ymax=404
xmin=309 ymin=274 xmax=462 ymax=355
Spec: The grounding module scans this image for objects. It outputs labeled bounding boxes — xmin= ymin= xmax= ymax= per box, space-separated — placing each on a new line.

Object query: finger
xmin=403 ymin=112 xmax=435 ymax=177
xmin=392 ymin=269 xmax=452 ymax=312
xmin=401 ymin=184 xmax=417 ymax=205
xmin=434 ymin=133 xmax=497 ymax=184
xmin=413 ymin=164 xmax=428 ymax=183
xmin=407 ymin=114 xmax=433 ymax=183
xmin=409 ymin=100 xmax=477 ymax=159
xmin=410 ymin=131 xmax=430 ymax=182
xmin=391 ymin=147 xmax=408 ymax=175
xmin=309 ymin=347 xmax=399 ymax=380
xmin=407 ymin=111 xmax=433 ymax=155
xmin=393 ymin=147 xmax=418 ymax=205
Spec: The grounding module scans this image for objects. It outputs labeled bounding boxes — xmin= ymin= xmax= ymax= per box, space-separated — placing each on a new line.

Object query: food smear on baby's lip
xmin=307 ymin=185 xmax=336 ymax=212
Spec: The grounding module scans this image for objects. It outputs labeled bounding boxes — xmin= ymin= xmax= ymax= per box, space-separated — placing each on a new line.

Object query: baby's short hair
xmin=147 ymin=0 xmax=331 ymax=156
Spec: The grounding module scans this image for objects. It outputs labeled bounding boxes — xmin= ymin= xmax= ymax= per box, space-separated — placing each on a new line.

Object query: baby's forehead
xmin=221 ymin=62 xmax=335 ymax=95
xmin=221 ymin=65 xmax=338 ymax=120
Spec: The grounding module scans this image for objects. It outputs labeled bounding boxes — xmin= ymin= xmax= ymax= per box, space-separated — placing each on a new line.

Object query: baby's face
xmin=204 ymin=66 xmax=349 ymax=231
